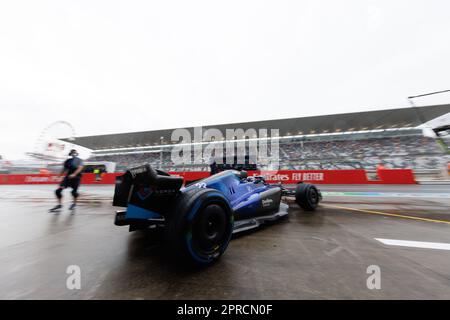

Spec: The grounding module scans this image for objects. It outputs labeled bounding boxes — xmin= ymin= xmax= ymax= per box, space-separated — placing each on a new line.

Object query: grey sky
xmin=1 ymin=0 xmax=450 ymax=159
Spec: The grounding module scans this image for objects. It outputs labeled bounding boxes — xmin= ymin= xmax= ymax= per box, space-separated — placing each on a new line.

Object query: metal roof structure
xmin=64 ymin=104 xmax=450 ymax=150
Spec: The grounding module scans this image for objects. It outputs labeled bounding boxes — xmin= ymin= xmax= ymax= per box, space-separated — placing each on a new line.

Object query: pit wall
xmin=0 ymin=169 xmax=416 ymax=185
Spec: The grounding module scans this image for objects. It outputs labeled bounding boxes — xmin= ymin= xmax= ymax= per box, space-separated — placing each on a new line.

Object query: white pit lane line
xmin=375 ymin=238 xmax=450 ymax=251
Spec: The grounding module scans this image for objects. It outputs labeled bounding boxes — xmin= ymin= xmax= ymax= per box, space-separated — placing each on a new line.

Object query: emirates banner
xmin=0 ymin=169 xmax=416 ymax=185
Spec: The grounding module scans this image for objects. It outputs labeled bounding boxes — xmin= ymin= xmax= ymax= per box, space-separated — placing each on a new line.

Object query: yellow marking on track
xmin=322 ymin=204 xmax=450 ymax=225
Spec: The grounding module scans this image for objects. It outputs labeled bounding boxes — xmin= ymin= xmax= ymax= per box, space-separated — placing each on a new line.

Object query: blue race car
xmin=113 ymin=164 xmax=321 ymax=267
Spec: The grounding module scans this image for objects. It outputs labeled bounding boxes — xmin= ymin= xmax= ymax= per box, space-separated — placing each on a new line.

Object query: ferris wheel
xmin=27 ymin=121 xmax=77 ymax=161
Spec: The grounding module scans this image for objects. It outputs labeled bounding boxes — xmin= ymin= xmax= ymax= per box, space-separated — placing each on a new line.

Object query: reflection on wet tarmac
xmin=1 ymin=185 xmax=450 ymax=299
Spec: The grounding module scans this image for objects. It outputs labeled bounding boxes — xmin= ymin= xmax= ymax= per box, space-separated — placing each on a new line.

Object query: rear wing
xmin=113 ymin=164 xmax=183 ymax=213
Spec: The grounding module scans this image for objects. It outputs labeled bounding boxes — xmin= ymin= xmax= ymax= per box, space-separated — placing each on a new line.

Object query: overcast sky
xmin=1 ymin=0 xmax=450 ymax=159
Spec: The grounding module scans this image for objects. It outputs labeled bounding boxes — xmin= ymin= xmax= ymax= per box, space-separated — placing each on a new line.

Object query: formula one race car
xmin=113 ymin=164 xmax=321 ymax=267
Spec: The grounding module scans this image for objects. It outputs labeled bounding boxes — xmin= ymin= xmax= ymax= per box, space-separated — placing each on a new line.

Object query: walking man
xmin=50 ymin=149 xmax=84 ymax=212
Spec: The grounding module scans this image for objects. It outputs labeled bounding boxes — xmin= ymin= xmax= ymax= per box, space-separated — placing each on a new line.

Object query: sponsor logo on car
xmin=262 ymin=198 xmax=273 ymax=207
xmin=137 ymin=186 xmax=153 ymax=200
xmin=129 ymin=166 xmax=148 ymax=178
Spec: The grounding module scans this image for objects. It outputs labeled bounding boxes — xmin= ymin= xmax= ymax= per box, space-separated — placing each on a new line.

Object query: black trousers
xmin=56 ymin=176 xmax=81 ymax=198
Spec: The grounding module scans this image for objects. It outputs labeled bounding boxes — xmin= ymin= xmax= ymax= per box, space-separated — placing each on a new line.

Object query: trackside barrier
xmin=376 ymin=169 xmax=416 ymax=184
xmin=0 ymin=173 xmax=121 ymax=185
xmin=0 ymin=169 xmax=416 ymax=185
xmin=174 ymin=169 xmax=416 ymax=185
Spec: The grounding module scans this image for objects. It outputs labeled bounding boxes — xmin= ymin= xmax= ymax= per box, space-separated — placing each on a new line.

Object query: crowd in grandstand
xmin=280 ymin=136 xmax=447 ymax=170
xmin=93 ymin=152 xmax=162 ymax=172
xmin=87 ymin=136 xmax=449 ymax=171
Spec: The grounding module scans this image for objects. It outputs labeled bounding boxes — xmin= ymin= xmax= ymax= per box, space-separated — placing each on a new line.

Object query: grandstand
xmin=67 ymin=105 xmax=450 ymax=175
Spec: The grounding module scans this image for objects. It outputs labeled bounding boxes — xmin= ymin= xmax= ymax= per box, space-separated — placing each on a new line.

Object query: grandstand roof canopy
xmin=66 ymin=104 xmax=450 ymax=150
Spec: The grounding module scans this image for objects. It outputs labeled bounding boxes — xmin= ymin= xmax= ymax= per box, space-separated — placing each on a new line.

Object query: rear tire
xmin=295 ymin=183 xmax=319 ymax=211
xmin=164 ymin=188 xmax=234 ymax=267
